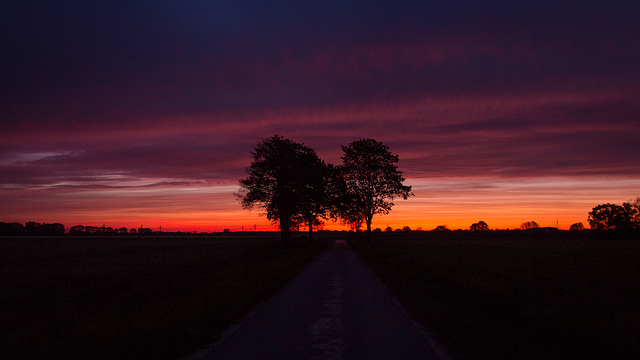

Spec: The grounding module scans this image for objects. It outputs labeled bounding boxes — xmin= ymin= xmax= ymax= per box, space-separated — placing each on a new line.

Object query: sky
xmin=2 ymin=0 xmax=639 ymax=231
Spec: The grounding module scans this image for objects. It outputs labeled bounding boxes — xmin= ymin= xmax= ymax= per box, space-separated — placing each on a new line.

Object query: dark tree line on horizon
xmin=0 ymin=222 xmax=65 ymax=236
xmin=0 ymin=222 xmax=162 ymax=236
xmin=588 ymin=198 xmax=640 ymax=231
xmin=2 ymin=200 xmax=639 ymax=238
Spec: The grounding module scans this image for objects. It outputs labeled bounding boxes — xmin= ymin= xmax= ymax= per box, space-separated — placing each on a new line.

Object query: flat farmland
xmin=351 ymin=231 xmax=640 ymax=360
xmin=0 ymin=234 xmax=331 ymax=359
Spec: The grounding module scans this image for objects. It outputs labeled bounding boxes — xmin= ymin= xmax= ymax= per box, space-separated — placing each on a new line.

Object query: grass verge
xmin=0 ymin=234 xmax=331 ymax=359
xmin=350 ymin=231 xmax=640 ymax=360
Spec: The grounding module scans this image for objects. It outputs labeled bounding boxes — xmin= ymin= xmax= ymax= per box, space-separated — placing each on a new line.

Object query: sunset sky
xmin=2 ymin=1 xmax=639 ymax=232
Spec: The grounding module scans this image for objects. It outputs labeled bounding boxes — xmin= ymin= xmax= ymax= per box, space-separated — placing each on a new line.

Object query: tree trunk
xmin=366 ymin=219 xmax=372 ymax=244
xmin=307 ymin=217 xmax=314 ymax=241
xmin=280 ymin=217 xmax=290 ymax=246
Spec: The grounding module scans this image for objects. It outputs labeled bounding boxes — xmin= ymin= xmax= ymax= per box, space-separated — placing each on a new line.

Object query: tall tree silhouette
xmin=340 ymin=138 xmax=413 ymax=242
xmin=470 ymin=221 xmax=489 ymax=231
xmin=334 ymin=192 xmax=366 ymax=231
xmin=629 ymin=197 xmax=640 ymax=229
xmin=236 ymin=135 xmax=325 ymax=245
xmin=291 ymin=163 xmax=340 ymax=241
xmin=328 ymin=168 xmax=365 ymax=231
xmin=520 ymin=221 xmax=540 ymax=230
xmin=588 ymin=203 xmax=634 ymax=230
xmin=569 ymin=222 xmax=584 ymax=231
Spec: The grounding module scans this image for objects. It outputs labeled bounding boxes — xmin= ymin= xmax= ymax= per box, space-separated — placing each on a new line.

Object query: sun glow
xmin=4 ymin=175 xmax=637 ymax=233
xmin=378 ymin=176 xmax=640 ymax=230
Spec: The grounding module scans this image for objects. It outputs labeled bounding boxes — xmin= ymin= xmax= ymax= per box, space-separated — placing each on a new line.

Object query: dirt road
xmin=187 ymin=240 xmax=450 ymax=360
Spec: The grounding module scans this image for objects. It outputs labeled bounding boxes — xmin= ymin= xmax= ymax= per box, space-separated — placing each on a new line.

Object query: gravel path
xmin=186 ymin=240 xmax=450 ymax=360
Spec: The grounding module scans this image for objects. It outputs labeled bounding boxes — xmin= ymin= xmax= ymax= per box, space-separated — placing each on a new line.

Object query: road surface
xmin=186 ymin=240 xmax=450 ymax=360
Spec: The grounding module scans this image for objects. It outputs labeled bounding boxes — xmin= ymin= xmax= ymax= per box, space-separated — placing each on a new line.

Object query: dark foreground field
xmin=0 ymin=234 xmax=331 ymax=359
xmin=351 ymin=231 xmax=640 ymax=360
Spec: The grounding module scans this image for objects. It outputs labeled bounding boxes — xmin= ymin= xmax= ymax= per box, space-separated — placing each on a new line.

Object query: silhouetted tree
xmin=69 ymin=225 xmax=85 ymax=235
xmin=629 ymin=197 xmax=640 ymax=229
xmin=84 ymin=226 xmax=99 ymax=234
xmin=41 ymin=223 xmax=65 ymax=235
xmin=333 ymin=189 xmax=366 ymax=232
xmin=137 ymin=226 xmax=153 ymax=235
xmin=236 ymin=135 xmax=325 ymax=245
xmin=325 ymin=165 xmax=368 ymax=232
xmin=0 ymin=222 xmax=65 ymax=236
xmin=16 ymin=222 xmax=65 ymax=235
xmin=339 ymin=138 xmax=413 ymax=243
xmin=0 ymin=222 xmax=24 ymax=236
xmin=588 ymin=203 xmax=634 ymax=230
xmin=520 ymin=221 xmax=540 ymax=230
xmin=291 ymin=161 xmax=337 ymax=241
xmin=434 ymin=225 xmax=450 ymax=232
xmin=24 ymin=221 xmax=38 ymax=235
xmin=569 ymin=222 xmax=584 ymax=231
xmin=470 ymin=221 xmax=489 ymax=231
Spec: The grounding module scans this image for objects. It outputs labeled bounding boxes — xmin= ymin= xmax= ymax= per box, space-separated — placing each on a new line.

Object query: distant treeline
xmin=588 ymin=198 xmax=640 ymax=231
xmin=0 ymin=222 xmax=181 ymax=236
xmin=2 ymin=196 xmax=638 ymax=237
xmin=0 ymin=222 xmax=65 ymax=236
xmin=68 ymin=224 xmax=152 ymax=236
xmin=0 ymin=222 xmax=276 ymax=237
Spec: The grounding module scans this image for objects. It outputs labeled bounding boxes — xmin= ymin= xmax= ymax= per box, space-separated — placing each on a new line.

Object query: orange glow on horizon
xmin=3 ymin=176 xmax=638 ymax=233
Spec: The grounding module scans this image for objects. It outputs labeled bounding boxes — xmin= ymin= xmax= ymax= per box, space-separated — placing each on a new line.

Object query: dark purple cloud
xmin=4 ymin=1 xmax=639 ymax=125
xmin=1 ymin=1 xmax=639 ymax=226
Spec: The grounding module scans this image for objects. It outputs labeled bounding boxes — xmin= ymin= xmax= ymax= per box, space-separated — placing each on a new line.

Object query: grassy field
xmin=350 ymin=231 xmax=640 ymax=360
xmin=0 ymin=234 xmax=332 ymax=360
